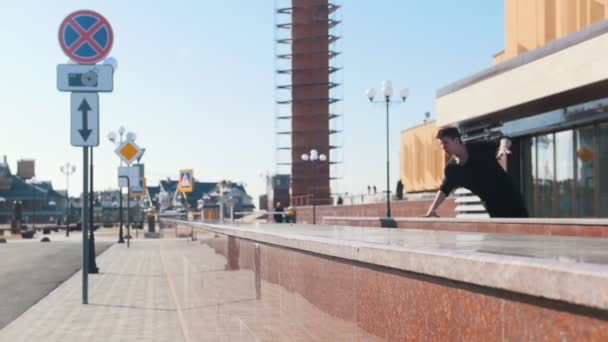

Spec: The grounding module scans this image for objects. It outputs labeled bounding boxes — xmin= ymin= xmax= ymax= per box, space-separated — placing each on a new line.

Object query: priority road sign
xmin=71 ymin=92 xmax=99 ymax=146
xmin=58 ymin=10 xmax=113 ymax=64
xmin=115 ymin=141 xmax=143 ymax=165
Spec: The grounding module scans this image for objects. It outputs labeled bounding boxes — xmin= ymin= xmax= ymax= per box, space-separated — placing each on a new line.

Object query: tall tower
xmin=275 ymin=0 xmax=343 ymax=206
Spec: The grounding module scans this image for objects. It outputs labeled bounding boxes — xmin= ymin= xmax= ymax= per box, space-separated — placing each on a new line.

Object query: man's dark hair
xmin=436 ymin=126 xmax=461 ymax=140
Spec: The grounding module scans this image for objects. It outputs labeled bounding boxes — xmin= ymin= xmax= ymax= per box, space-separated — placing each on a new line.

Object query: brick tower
xmin=275 ymin=0 xmax=342 ymax=206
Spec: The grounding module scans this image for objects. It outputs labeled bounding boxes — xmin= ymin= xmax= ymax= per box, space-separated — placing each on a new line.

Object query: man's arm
xmin=423 ymin=190 xmax=446 ymax=217
xmin=423 ymin=165 xmax=457 ymax=217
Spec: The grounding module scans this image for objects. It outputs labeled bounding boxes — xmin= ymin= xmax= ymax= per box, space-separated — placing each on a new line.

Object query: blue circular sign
xmin=58 ymin=10 xmax=113 ymax=64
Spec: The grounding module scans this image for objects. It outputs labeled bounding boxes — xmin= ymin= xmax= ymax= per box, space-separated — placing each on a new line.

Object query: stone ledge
xmin=324 ymin=216 xmax=608 ymax=226
xmin=164 ymin=220 xmax=608 ymax=311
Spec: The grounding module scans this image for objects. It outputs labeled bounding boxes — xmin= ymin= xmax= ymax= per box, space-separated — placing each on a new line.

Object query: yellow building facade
xmin=399 ymin=122 xmax=445 ymax=193
xmin=495 ymin=0 xmax=608 ymax=63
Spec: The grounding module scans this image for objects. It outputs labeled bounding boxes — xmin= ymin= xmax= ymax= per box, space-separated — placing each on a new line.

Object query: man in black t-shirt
xmin=423 ymin=127 xmax=528 ymax=218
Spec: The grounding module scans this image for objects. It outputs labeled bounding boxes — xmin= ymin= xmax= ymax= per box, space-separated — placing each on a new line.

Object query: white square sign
xmin=71 ymin=92 xmax=99 ymax=147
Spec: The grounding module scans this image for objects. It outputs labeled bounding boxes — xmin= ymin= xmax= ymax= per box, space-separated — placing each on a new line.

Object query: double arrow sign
xmin=71 ymin=93 xmax=99 ymax=147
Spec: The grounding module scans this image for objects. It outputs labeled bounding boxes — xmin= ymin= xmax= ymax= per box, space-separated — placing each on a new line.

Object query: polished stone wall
xmin=194 ymin=231 xmax=608 ymax=340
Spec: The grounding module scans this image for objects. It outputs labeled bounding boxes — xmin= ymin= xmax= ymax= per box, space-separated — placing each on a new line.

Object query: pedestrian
xmin=423 ymin=126 xmax=528 ymax=218
xmin=367 ymin=185 xmax=371 ymax=195
xmin=373 ymin=185 xmax=377 ymax=194
xmin=285 ymin=206 xmax=296 ymax=223
xmin=337 ymin=196 xmax=343 ymax=205
xmin=274 ymin=202 xmax=284 ymax=223
xmin=396 ymin=180 xmax=404 ymax=200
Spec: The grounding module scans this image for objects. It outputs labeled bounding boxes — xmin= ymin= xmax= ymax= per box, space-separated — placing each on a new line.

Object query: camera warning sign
xmin=58 ymin=10 xmax=113 ymax=64
xmin=57 ymin=64 xmax=113 ymax=92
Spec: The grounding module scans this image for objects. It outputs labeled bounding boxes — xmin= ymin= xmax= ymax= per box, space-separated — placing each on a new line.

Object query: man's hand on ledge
xmin=421 ymin=211 xmax=439 ymax=218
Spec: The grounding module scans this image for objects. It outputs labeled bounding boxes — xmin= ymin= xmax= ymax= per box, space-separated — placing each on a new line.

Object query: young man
xmin=424 ymin=127 xmax=528 ymax=218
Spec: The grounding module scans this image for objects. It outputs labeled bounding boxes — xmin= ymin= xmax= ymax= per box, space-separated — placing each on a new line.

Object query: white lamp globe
xmin=381 ymin=80 xmax=393 ymax=98
xmin=103 ymin=56 xmax=118 ymax=71
xmin=126 ymin=132 xmax=137 ymax=142
xmin=366 ymin=88 xmax=376 ymax=101
xmin=107 ymin=131 xmax=117 ymax=142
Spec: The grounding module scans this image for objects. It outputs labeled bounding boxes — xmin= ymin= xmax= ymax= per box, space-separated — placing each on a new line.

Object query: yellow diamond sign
xmin=577 ymin=146 xmax=594 ymax=163
xmin=115 ymin=141 xmax=143 ymax=165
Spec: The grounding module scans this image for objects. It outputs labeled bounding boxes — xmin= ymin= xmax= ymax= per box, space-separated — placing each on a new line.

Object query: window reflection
xmin=536 ymin=134 xmax=554 ymax=217
xmin=599 ymin=124 xmax=608 ymax=216
xmin=522 ymin=137 xmax=535 ymax=215
xmin=521 ymin=123 xmax=606 ymax=218
xmin=555 ymin=131 xmax=574 ymax=217
xmin=575 ymin=126 xmax=595 ymax=217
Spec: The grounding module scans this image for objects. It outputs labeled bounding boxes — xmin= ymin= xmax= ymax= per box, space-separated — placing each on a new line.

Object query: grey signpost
xmin=57 ymin=9 xmax=114 ymax=304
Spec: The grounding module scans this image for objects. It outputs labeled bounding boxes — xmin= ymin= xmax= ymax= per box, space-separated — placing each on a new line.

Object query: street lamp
xmin=366 ymin=80 xmax=409 ymax=225
xmin=60 ymin=163 xmax=76 ymax=236
xmin=25 ymin=178 xmax=43 ymax=230
xmin=48 ymin=201 xmax=56 ymax=225
xmin=0 ymin=197 xmax=5 ymax=224
xmin=107 ymin=126 xmax=134 ymax=243
xmin=301 ymin=149 xmax=327 ymax=224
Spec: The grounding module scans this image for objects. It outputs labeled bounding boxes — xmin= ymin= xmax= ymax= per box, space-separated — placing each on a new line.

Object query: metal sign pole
xmin=82 ymin=146 xmax=90 ymax=304
xmin=89 ymin=147 xmax=98 ymax=273
xmin=58 ymin=9 xmax=114 ymax=307
xmin=127 ymin=180 xmax=130 ymax=248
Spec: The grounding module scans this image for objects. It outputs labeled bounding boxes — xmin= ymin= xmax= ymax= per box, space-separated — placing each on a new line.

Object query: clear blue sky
xmin=0 ymin=0 xmax=504 ymax=201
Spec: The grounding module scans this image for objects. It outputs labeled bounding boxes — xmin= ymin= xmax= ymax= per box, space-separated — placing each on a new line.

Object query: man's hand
xmin=421 ymin=211 xmax=439 ymax=218
xmin=497 ymin=138 xmax=512 ymax=160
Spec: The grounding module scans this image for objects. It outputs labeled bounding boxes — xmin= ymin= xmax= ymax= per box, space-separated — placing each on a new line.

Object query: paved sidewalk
xmin=0 ymin=240 xmax=185 ymax=342
xmin=0 ymin=233 xmax=380 ymax=341
xmin=0 ymin=241 xmax=112 ymax=329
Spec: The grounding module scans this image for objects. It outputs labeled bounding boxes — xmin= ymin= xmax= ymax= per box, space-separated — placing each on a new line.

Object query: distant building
xmin=155 ymin=178 xmax=254 ymax=217
xmin=16 ymin=159 xmax=35 ymax=180
xmin=0 ymin=157 xmax=64 ymax=224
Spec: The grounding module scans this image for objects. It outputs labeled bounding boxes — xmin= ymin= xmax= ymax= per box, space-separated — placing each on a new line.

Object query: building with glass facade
xmin=435 ymin=0 xmax=608 ymax=217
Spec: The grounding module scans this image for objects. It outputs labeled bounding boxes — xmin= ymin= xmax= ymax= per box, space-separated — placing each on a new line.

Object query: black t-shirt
xmin=439 ymin=141 xmax=528 ymax=218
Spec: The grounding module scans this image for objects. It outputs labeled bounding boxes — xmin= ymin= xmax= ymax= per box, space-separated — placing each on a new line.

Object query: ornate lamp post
xmin=366 ymin=81 xmax=409 ymax=227
xmin=300 ymin=149 xmax=327 ymax=224
xmin=60 ymin=163 xmax=76 ymax=236
xmin=108 ymin=126 xmax=137 ymax=243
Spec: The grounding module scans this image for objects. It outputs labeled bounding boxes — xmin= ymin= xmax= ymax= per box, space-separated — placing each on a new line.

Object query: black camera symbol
xmin=68 ymin=70 xmax=98 ymax=87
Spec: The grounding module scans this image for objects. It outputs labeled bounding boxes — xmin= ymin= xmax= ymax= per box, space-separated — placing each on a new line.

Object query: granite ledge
xmin=324 ymin=216 xmax=608 ymax=226
xmin=165 ymin=220 xmax=608 ymax=311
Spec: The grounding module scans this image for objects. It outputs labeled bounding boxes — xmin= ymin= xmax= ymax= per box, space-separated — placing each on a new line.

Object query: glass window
xmin=575 ymin=126 xmax=596 ymax=217
xmin=536 ymin=134 xmax=555 ymax=217
xmin=521 ymin=137 xmax=536 ymax=216
xmin=598 ymin=123 xmax=608 ymax=216
xmin=554 ymin=131 xmax=574 ymax=217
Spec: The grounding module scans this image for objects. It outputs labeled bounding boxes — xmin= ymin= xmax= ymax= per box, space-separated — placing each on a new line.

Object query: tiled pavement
xmin=0 ymin=233 xmax=380 ymax=341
